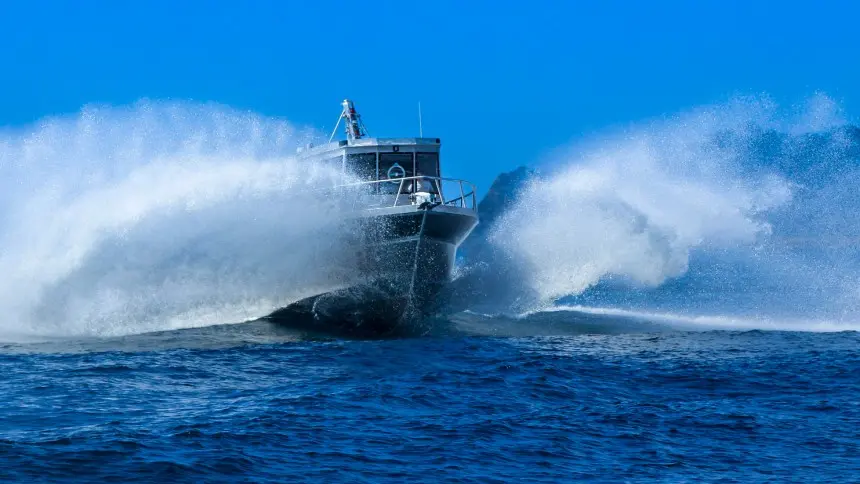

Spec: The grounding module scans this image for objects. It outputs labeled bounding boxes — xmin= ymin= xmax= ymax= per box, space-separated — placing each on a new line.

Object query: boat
xmin=265 ymin=100 xmax=479 ymax=335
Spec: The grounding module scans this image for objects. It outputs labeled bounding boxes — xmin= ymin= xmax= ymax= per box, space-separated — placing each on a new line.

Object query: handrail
xmin=444 ymin=191 xmax=474 ymax=207
xmin=338 ymin=175 xmax=475 ymax=190
xmin=335 ymin=175 xmax=478 ymax=211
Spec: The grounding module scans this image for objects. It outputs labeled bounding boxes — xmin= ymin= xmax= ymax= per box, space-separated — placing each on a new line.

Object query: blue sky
xmin=1 ymin=0 xmax=858 ymax=193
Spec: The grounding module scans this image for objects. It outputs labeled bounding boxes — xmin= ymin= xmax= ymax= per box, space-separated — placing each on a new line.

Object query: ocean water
xmin=1 ymin=316 xmax=858 ymax=483
xmin=1 ymin=97 xmax=860 ymax=482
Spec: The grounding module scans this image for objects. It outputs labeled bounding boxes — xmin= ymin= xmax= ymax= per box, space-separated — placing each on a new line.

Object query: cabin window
xmin=416 ymin=153 xmax=439 ymax=177
xmin=415 ymin=153 xmax=439 ymax=194
xmin=379 ymin=153 xmax=414 ymax=194
xmin=414 ymin=152 xmax=440 ymax=194
xmin=379 ymin=153 xmax=414 ymax=179
xmin=323 ymin=155 xmax=343 ymax=167
xmin=312 ymin=155 xmax=343 ymax=187
xmin=346 ymin=153 xmax=377 ymax=181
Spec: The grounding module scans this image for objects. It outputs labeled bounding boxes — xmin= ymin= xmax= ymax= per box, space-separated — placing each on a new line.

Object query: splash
xmin=0 ymin=102 xmax=361 ymax=341
xmin=524 ymin=306 xmax=860 ymax=333
xmin=487 ymin=95 xmax=860 ymax=328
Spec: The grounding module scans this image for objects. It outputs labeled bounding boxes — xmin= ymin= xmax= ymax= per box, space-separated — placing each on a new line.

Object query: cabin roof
xmin=297 ymin=137 xmax=441 ymax=157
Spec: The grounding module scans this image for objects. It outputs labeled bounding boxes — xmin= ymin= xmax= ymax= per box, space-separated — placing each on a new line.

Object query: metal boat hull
xmin=266 ymin=205 xmax=477 ymax=336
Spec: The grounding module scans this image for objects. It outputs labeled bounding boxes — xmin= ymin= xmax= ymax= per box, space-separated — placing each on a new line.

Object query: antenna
xmin=418 ymin=101 xmax=423 ymax=137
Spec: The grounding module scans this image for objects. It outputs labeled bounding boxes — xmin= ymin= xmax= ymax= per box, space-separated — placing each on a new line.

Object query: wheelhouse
xmin=296 ymin=99 xmax=476 ymax=211
xmin=297 ymin=137 xmax=442 ymax=194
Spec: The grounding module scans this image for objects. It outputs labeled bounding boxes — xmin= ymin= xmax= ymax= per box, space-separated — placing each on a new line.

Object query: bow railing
xmin=338 ymin=176 xmax=478 ymax=211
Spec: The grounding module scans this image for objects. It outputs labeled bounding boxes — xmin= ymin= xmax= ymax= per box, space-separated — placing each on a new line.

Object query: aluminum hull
xmin=266 ymin=205 xmax=477 ymax=336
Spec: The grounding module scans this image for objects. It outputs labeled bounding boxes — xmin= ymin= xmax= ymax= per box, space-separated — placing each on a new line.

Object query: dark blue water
xmin=1 ymin=315 xmax=858 ymax=483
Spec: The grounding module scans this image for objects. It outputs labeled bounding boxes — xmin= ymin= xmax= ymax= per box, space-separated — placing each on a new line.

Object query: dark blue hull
xmin=266 ymin=206 xmax=478 ymax=336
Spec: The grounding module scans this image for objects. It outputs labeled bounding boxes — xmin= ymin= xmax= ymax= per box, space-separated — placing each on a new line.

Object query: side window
xmin=323 ymin=155 xmax=343 ymax=169
xmin=315 ymin=155 xmax=343 ymax=188
xmin=346 ymin=153 xmax=377 ymax=181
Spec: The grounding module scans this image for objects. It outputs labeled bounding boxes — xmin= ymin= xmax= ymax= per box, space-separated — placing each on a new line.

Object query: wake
xmin=3 ymin=95 xmax=859 ymax=342
xmin=0 ymin=102 xmax=362 ymax=341
xmin=527 ymin=306 xmax=860 ymax=333
xmin=461 ymin=94 xmax=860 ymax=332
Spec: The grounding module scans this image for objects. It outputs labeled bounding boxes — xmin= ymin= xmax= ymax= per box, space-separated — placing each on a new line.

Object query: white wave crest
xmin=491 ymin=98 xmax=793 ymax=303
xmin=0 ymin=102 xmax=358 ymax=341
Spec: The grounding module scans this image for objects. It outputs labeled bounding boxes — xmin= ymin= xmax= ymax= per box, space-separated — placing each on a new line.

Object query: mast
xmin=329 ymin=99 xmax=369 ymax=142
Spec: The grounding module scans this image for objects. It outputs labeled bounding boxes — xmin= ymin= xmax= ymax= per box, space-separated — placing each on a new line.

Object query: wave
xmin=0 ymin=102 xmax=361 ymax=341
xmin=470 ymin=94 xmax=860 ymax=330
xmin=526 ymin=305 xmax=860 ymax=333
